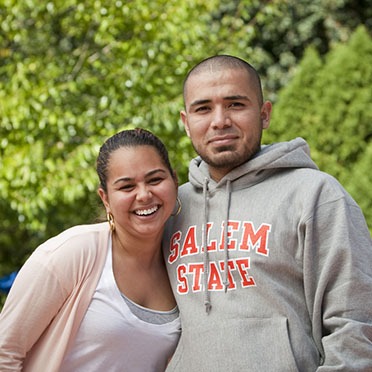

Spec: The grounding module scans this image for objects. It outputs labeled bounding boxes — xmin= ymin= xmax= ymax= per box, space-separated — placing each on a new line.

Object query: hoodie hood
xmin=187 ymin=137 xmax=318 ymax=312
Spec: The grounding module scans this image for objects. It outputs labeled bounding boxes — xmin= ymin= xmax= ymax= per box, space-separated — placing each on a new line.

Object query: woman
xmin=0 ymin=128 xmax=181 ymax=371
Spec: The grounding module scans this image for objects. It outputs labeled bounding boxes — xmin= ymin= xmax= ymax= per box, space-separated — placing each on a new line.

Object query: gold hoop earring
xmin=106 ymin=212 xmax=115 ymax=232
xmin=171 ymin=197 xmax=182 ymax=216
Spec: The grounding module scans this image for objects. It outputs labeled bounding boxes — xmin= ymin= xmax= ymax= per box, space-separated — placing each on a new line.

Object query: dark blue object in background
xmin=0 ymin=271 xmax=18 ymax=293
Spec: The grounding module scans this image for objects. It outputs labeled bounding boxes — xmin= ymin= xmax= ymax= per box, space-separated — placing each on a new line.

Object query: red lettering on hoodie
xmin=206 ymin=222 xmax=217 ymax=251
xmin=168 ymin=231 xmax=181 ymax=264
xmin=189 ymin=263 xmax=204 ymax=291
xmin=239 ymin=222 xmax=271 ymax=256
xmin=236 ymin=258 xmax=256 ymax=287
xmin=219 ymin=260 xmax=237 ymax=289
xmin=168 ymin=220 xmax=272 ymax=264
xmin=177 ymin=264 xmax=188 ymax=294
xmin=208 ymin=262 xmax=224 ymax=290
xmin=180 ymin=226 xmax=199 ymax=257
xmin=175 ymin=258 xmax=256 ymax=295
xmin=219 ymin=221 xmax=240 ymax=250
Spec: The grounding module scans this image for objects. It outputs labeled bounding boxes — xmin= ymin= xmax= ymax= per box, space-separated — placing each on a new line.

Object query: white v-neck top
xmin=60 ymin=239 xmax=181 ymax=372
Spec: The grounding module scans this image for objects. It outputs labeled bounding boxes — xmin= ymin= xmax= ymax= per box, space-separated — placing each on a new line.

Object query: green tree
xmin=265 ymin=26 xmax=372 ymax=231
xmin=205 ymin=0 xmax=372 ymax=99
xmin=0 ymin=0 xmax=217 ymax=233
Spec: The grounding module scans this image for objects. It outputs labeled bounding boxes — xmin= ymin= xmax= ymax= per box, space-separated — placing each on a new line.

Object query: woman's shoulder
xmin=33 ymin=222 xmax=110 ymax=262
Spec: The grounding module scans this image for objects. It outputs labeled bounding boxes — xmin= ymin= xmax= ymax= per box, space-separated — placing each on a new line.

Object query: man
xmin=163 ymin=55 xmax=372 ymax=371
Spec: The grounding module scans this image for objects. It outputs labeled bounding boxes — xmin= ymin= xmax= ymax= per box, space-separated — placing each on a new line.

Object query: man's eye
xmin=229 ymin=102 xmax=244 ymax=108
xmin=195 ymin=106 xmax=209 ymax=112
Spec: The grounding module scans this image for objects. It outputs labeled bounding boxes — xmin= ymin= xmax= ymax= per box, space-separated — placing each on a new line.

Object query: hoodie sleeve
xmin=302 ymin=193 xmax=372 ymax=371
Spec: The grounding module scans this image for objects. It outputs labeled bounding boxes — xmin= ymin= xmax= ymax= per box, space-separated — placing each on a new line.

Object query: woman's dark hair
xmin=96 ymin=128 xmax=173 ymax=192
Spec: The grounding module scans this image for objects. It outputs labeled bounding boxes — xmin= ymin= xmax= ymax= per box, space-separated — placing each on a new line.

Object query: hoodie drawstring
xmin=223 ymin=180 xmax=231 ymax=292
xmin=202 ymin=178 xmax=212 ymax=314
xmin=202 ymin=178 xmax=232 ymax=313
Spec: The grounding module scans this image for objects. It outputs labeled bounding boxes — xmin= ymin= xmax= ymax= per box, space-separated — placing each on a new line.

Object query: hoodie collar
xmin=189 ymin=137 xmax=318 ymax=192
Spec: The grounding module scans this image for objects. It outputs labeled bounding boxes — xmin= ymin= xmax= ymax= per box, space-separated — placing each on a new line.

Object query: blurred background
xmin=1 ymin=0 xmax=371 ymax=306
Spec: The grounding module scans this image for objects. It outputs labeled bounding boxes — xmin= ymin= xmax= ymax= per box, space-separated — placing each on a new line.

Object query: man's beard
xmin=193 ymin=143 xmax=261 ymax=170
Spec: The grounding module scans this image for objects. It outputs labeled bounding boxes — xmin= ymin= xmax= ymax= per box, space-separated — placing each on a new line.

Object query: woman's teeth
xmin=135 ymin=205 xmax=159 ymax=216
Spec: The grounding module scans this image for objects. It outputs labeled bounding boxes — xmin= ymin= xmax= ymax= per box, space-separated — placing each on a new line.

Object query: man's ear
xmin=180 ymin=111 xmax=191 ymax=137
xmin=261 ymin=101 xmax=272 ymax=129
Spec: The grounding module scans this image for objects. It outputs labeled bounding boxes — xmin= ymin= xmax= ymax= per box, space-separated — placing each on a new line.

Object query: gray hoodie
xmin=164 ymin=138 xmax=372 ymax=371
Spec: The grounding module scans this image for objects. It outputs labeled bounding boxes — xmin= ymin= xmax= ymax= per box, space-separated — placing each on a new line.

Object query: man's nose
xmin=211 ymin=107 xmax=232 ymax=129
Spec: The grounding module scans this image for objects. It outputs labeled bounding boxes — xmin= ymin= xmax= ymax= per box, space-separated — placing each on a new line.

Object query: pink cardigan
xmin=0 ymin=223 xmax=110 ymax=371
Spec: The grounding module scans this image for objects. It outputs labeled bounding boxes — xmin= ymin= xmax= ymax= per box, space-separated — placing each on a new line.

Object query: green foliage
xmin=206 ymin=0 xmax=372 ymax=99
xmin=263 ymin=46 xmax=323 ymax=142
xmin=346 ymin=141 xmax=372 ymax=227
xmin=1 ymin=0 xmax=216 ymax=233
xmin=264 ymin=26 xmax=372 ymax=231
